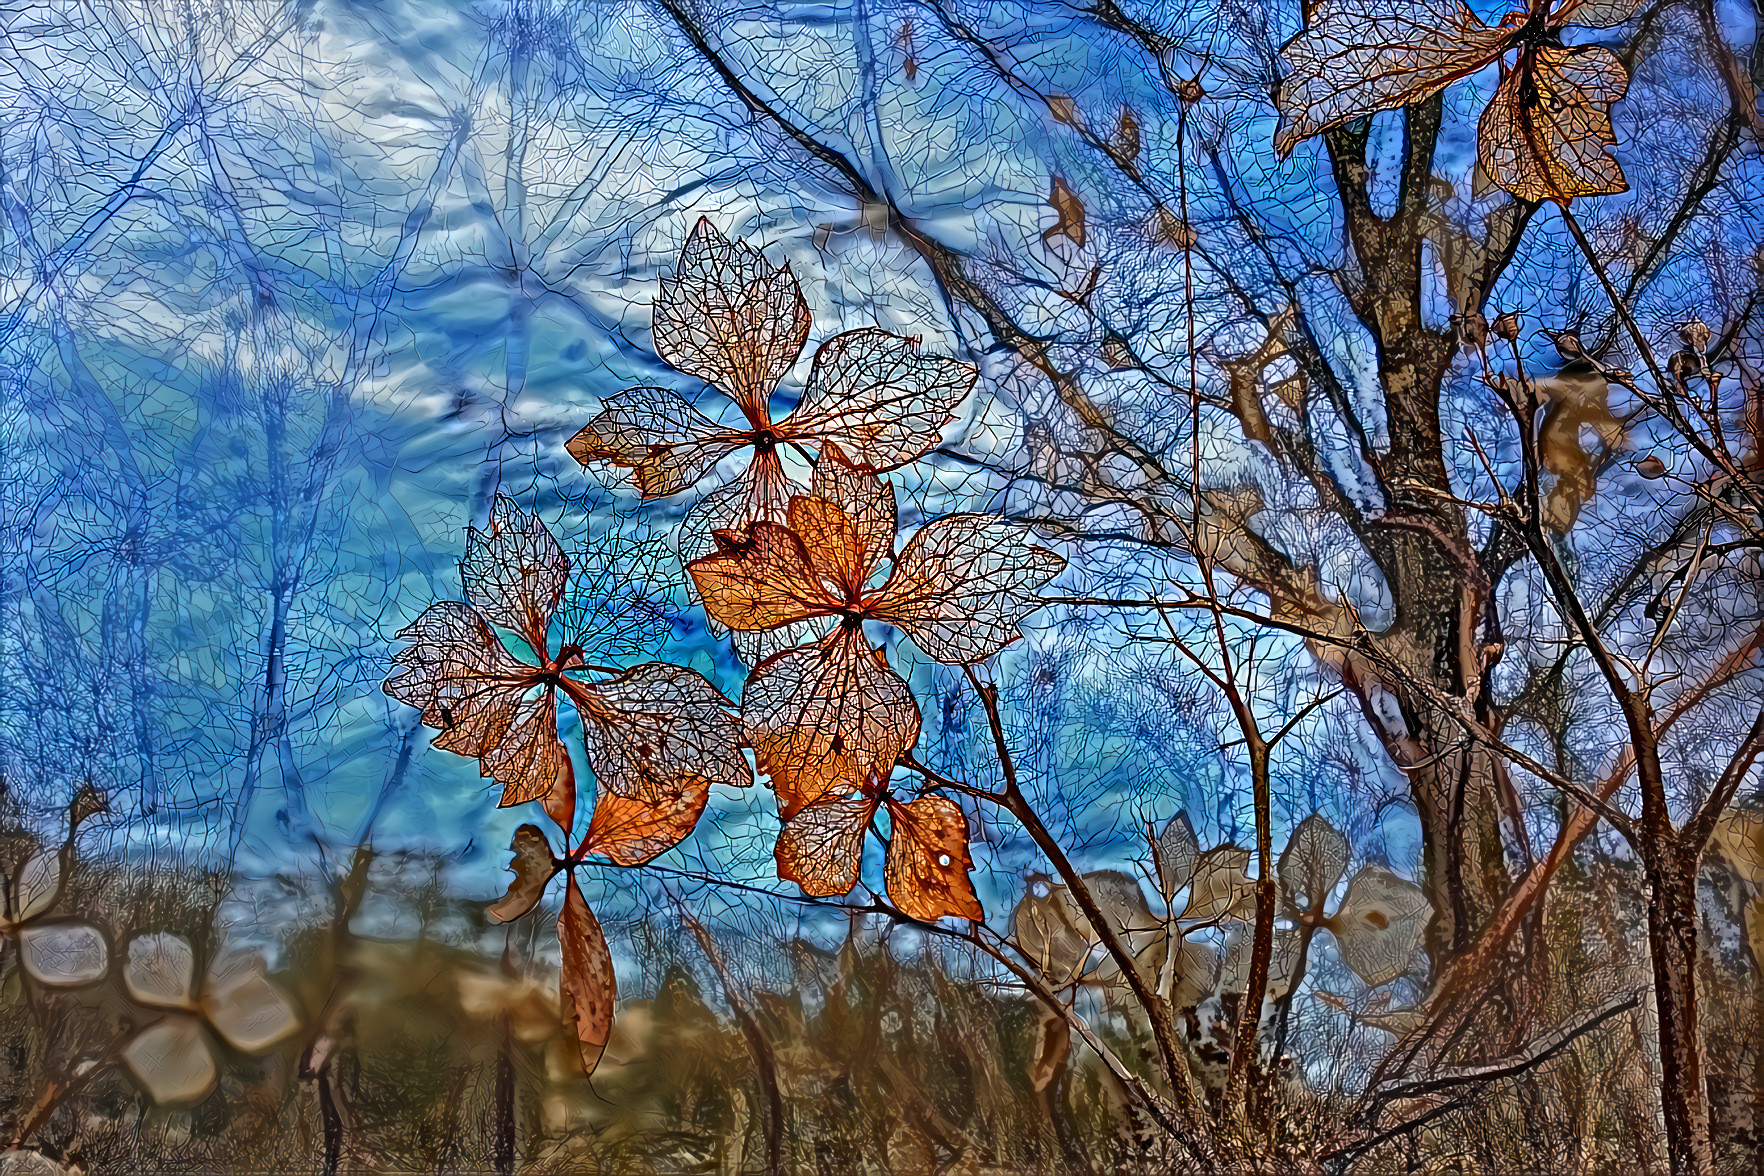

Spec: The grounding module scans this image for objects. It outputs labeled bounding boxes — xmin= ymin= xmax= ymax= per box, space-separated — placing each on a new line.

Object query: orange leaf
xmin=783 ymin=447 xmax=898 ymax=596
xmin=566 ymin=386 xmax=749 ymax=499
xmin=742 ymin=627 xmax=921 ymax=816
xmin=486 ymin=825 xmax=558 ymax=924
xmin=1041 ymin=177 xmax=1086 ymax=249
xmin=579 ymin=775 xmax=711 ymax=866
xmin=1046 ymin=93 xmax=1081 ymax=127
xmin=1476 ymin=46 xmax=1629 ymax=203
xmin=559 ymin=875 xmax=616 ymax=1075
xmin=775 ymin=790 xmax=880 ymax=897
xmin=652 ymin=218 xmax=810 ymax=423
xmin=688 ymin=523 xmax=843 ymax=633
xmin=883 ymin=795 xmax=983 ymax=922
xmin=382 ymin=602 xmax=565 ymax=807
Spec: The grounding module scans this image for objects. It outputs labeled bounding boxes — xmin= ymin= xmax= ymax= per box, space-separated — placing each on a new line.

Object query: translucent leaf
xmin=1477 ymin=46 xmax=1630 ymax=203
xmin=687 ymin=523 xmax=844 ymax=633
xmin=1011 ymin=878 xmax=1090 ymax=986
xmin=774 ymin=791 xmax=881 ymax=898
xmin=571 ymin=662 xmax=750 ymax=802
xmin=123 ymin=1017 xmax=216 ymax=1104
xmin=790 ymin=446 xmax=898 ymax=595
xmin=11 ymin=850 xmax=60 ymax=924
xmin=782 ymin=329 xmax=976 ymax=472
xmin=1220 ymin=928 xmax=1304 ymax=1000
xmin=676 ymin=450 xmax=800 ymax=569
xmin=1155 ymin=813 xmax=1200 ymax=899
xmin=1278 ymin=814 xmax=1349 ymax=914
xmin=17 ymin=922 xmax=106 ymax=987
xmin=652 ymin=218 xmax=810 ymax=421
xmin=486 ymin=824 xmax=558 ymax=923
xmin=580 ymin=776 xmax=711 ymax=867
xmin=741 ymin=628 xmax=921 ymax=817
xmin=1274 ymin=0 xmax=1508 ymax=156
xmin=1082 ymin=869 xmax=1166 ymax=989
xmin=566 ymin=386 xmax=748 ymax=498
xmin=1178 ymin=845 xmax=1257 ymax=927
xmin=461 ymin=494 xmax=570 ymax=654
xmin=559 ymin=876 xmax=616 ymax=1076
xmin=883 ymin=795 xmax=982 ymax=922
xmin=203 ymin=958 xmax=301 ymax=1054
xmin=125 ymin=933 xmax=197 ymax=1009
xmin=867 ymin=515 xmax=1066 ymax=664
xmin=382 ymin=602 xmax=566 ymax=807
xmin=1328 ymin=866 xmax=1431 ymax=987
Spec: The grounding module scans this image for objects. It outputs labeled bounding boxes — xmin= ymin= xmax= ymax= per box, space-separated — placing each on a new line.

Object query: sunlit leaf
xmin=782 ymin=329 xmax=976 ymax=472
xmin=125 ymin=933 xmax=197 ymax=1010
xmin=580 ymin=776 xmax=711 ymax=866
xmin=688 ymin=523 xmax=844 ymax=633
xmin=17 ymin=922 xmax=107 ymax=987
xmin=559 ymin=875 xmax=616 ymax=1076
xmin=883 ymin=795 xmax=983 ymax=922
xmin=652 ymin=218 xmax=810 ymax=421
xmin=1478 ymin=47 xmax=1629 ymax=202
xmin=123 ymin=1017 xmax=216 ymax=1105
xmin=789 ymin=446 xmax=898 ymax=594
xmin=867 ymin=515 xmax=1066 ymax=664
xmin=566 ymin=386 xmax=748 ymax=498
xmin=742 ymin=628 xmax=921 ymax=817
xmin=1328 ymin=865 xmax=1430 ymax=987
xmin=1278 ymin=813 xmax=1350 ymax=914
xmin=571 ymin=663 xmax=750 ymax=802
xmin=486 ymin=824 xmax=559 ymax=923
xmin=775 ymin=790 xmax=881 ymax=898
xmin=461 ymin=494 xmax=570 ymax=654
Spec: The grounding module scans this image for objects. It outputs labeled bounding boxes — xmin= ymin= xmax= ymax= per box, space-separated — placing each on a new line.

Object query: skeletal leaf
xmin=579 ymin=777 xmax=711 ymax=867
xmin=559 ymin=875 xmax=616 ymax=1075
xmin=775 ymin=790 xmax=881 ymax=899
xmin=1155 ymin=812 xmax=1200 ymax=899
xmin=17 ymin=922 xmax=107 ymax=987
xmin=123 ymin=1017 xmax=217 ymax=1105
xmin=1328 ymin=865 xmax=1430 ymax=987
xmin=487 ymin=824 xmax=559 ymax=923
xmin=1178 ymin=845 xmax=1256 ymax=926
xmin=125 ymin=933 xmax=198 ymax=1009
xmin=1220 ymin=927 xmax=1303 ymax=1000
xmin=11 ymin=849 xmax=60 ymax=924
xmin=1012 ymin=878 xmax=1091 ymax=986
xmin=1278 ymin=813 xmax=1350 ymax=914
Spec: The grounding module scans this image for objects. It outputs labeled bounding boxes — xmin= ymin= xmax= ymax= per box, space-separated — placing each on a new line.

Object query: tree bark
xmin=1642 ymin=831 xmax=1712 ymax=1175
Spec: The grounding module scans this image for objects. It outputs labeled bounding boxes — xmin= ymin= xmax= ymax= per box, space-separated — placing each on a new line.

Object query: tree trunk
xmin=1643 ymin=832 xmax=1712 ymax=1175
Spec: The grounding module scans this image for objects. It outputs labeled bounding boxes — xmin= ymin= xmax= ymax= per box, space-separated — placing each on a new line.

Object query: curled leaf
xmin=1042 ymin=177 xmax=1086 ymax=249
xmin=559 ymin=875 xmax=616 ymax=1075
xmin=486 ymin=824 xmax=559 ymax=923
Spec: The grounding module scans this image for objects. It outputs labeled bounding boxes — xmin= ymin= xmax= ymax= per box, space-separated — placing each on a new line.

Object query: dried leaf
xmin=559 ymin=875 xmax=616 ymax=1075
xmin=1155 ymin=812 xmax=1200 ymax=899
xmin=1536 ymin=363 xmax=1623 ymax=532
xmin=883 ymin=795 xmax=983 ymax=922
xmin=1042 ymin=177 xmax=1086 ymax=250
xmin=123 ymin=1017 xmax=216 ymax=1105
xmin=1327 ymin=865 xmax=1429 ymax=987
xmin=571 ymin=662 xmax=750 ymax=802
xmin=486 ymin=824 xmax=559 ymax=923
xmin=462 ymin=494 xmax=570 ymax=654
xmin=1046 ymin=94 xmax=1081 ymax=127
xmin=10 ymin=849 xmax=60 ymax=924
xmin=652 ymin=218 xmax=811 ymax=421
xmin=1113 ymin=107 xmax=1141 ymax=169
xmin=741 ymin=628 xmax=921 ymax=817
xmin=567 ymin=387 xmax=747 ymax=498
xmin=1011 ymin=878 xmax=1091 ymax=986
xmin=1278 ymin=813 xmax=1350 ymax=914
xmin=203 ymin=956 xmax=301 ymax=1054
xmin=775 ymin=790 xmax=881 ymax=897
xmin=783 ymin=329 xmax=976 ymax=472
xmin=688 ymin=523 xmax=844 ymax=633
xmin=1178 ymin=845 xmax=1257 ymax=926
xmin=580 ymin=776 xmax=711 ymax=866
xmin=1220 ymin=927 xmax=1304 ymax=999
xmin=1477 ymin=46 xmax=1629 ymax=202
xmin=867 ymin=515 xmax=1066 ymax=664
